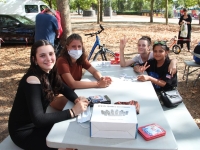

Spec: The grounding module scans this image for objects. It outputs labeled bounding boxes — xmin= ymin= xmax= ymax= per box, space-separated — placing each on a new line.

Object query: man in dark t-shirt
xmin=34 ymin=9 xmax=59 ymax=45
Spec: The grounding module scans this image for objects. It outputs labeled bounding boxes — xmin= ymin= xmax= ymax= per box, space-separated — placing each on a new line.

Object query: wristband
xmin=71 ymin=109 xmax=76 ymax=117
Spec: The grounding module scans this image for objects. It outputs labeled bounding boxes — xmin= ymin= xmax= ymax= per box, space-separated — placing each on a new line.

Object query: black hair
xmin=183 ymin=8 xmax=187 ymax=12
xmin=28 ymin=40 xmax=63 ymax=102
xmin=153 ymin=43 xmax=169 ymax=51
xmin=59 ymin=33 xmax=87 ymax=66
xmin=153 ymin=43 xmax=170 ymax=59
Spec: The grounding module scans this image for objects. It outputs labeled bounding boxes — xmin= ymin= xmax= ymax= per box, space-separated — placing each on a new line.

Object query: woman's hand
xmin=97 ymin=77 xmax=112 ymax=88
xmin=104 ymin=76 xmax=112 ymax=84
xmin=137 ymin=75 xmax=150 ymax=82
xmin=120 ymin=36 xmax=129 ymax=52
xmin=168 ymin=59 xmax=177 ymax=77
xmin=134 ymin=62 xmax=150 ymax=74
xmin=72 ymin=97 xmax=89 ymax=116
xmin=168 ymin=64 xmax=176 ymax=77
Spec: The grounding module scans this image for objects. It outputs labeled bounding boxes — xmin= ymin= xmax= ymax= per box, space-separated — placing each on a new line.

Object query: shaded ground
xmin=0 ymin=22 xmax=200 ymax=143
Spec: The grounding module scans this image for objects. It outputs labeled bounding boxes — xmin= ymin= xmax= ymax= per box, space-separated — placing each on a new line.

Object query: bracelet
xmin=71 ymin=109 xmax=76 ymax=117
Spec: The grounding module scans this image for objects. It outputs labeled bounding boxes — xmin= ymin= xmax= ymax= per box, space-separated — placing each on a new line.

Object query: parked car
xmin=0 ymin=0 xmax=49 ymax=21
xmin=0 ymin=14 xmax=35 ymax=44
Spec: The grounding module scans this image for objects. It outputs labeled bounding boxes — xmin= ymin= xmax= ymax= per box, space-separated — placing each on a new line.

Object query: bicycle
xmin=85 ymin=24 xmax=115 ymax=61
xmin=166 ymin=36 xmax=181 ymax=54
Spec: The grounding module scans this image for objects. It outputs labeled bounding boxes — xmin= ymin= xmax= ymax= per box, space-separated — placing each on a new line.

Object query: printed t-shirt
xmin=56 ymin=57 xmax=91 ymax=85
xmin=144 ymin=58 xmax=177 ymax=91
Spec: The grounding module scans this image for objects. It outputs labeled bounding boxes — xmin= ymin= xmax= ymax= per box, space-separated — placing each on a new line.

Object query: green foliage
xmin=164 ymin=4 xmax=173 ymax=18
xmin=111 ymin=0 xmax=118 ymax=11
xmin=173 ymin=0 xmax=199 ymax=8
xmin=70 ymin=0 xmax=97 ymax=10
xmin=125 ymin=0 xmax=134 ymax=10
xmin=42 ymin=0 xmax=57 ymax=9
xmin=184 ymin=0 xmax=199 ymax=7
xmin=143 ymin=1 xmax=151 ymax=10
xmin=133 ymin=0 xmax=144 ymax=11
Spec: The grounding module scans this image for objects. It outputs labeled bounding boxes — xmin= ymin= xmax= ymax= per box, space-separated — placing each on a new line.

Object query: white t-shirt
xmin=132 ymin=51 xmax=153 ymax=64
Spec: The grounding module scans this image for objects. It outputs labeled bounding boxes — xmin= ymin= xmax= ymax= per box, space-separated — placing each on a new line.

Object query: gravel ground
xmin=0 ymin=21 xmax=200 ymax=143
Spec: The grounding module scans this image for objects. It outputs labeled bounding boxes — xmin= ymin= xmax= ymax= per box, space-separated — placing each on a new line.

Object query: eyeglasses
xmin=154 ymin=41 xmax=166 ymax=46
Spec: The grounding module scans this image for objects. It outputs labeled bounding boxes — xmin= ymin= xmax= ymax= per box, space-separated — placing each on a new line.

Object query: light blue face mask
xmin=68 ymin=49 xmax=83 ymax=60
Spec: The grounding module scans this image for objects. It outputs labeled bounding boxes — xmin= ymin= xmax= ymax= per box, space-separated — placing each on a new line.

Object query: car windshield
xmin=14 ymin=15 xmax=35 ymax=25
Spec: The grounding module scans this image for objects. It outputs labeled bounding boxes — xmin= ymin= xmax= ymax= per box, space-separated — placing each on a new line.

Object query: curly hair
xmin=28 ymin=40 xmax=63 ymax=102
xmin=59 ymin=33 xmax=87 ymax=66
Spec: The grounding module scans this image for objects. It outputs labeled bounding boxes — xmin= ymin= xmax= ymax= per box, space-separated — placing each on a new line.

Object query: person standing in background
xmin=35 ymin=8 xmax=59 ymax=46
xmin=177 ymin=8 xmax=192 ymax=52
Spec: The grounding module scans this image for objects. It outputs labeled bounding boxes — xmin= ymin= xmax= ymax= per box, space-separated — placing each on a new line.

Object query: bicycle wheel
xmin=93 ymin=48 xmax=115 ymax=61
xmin=172 ymin=45 xmax=181 ymax=54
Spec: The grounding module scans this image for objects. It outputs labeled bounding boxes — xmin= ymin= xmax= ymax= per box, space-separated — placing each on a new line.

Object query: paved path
xmin=71 ymin=14 xmax=200 ymax=26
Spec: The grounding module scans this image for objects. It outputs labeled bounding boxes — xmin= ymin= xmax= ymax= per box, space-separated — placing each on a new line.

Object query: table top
xmin=46 ymin=61 xmax=178 ymax=150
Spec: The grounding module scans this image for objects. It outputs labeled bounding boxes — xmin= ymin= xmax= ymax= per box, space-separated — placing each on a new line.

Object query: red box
xmin=138 ymin=123 xmax=166 ymax=141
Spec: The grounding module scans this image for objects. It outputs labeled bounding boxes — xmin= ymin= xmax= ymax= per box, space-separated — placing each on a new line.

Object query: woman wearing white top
xmin=119 ymin=36 xmax=177 ymax=75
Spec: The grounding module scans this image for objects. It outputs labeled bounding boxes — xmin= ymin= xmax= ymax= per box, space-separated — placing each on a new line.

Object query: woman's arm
xmin=188 ymin=14 xmax=192 ymax=23
xmin=178 ymin=16 xmax=183 ymax=25
xmin=87 ymin=65 xmax=102 ymax=81
xmin=61 ymin=83 xmax=78 ymax=103
xmin=168 ymin=58 xmax=177 ymax=76
xmin=25 ymin=76 xmax=73 ymax=127
xmin=137 ymin=75 xmax=166 ymax=87
xmin=61 ymin=66 xmax=111 ymax=89
xmin=87 ymin=66 xmax=112 ymax=87
xmin=119 ymin=36 xmax=134 ymax=67
xmin=61 ymin=72 xmax=100 ymax=89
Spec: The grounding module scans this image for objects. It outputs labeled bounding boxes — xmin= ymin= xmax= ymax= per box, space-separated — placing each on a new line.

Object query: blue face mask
xmin=68 ymin=50 xmax=83 ymax=60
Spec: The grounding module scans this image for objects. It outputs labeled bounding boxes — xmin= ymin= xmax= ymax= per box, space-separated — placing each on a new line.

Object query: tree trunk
xmin=97 ymin=0 xmax=100 ymax=24
xmin=46 ymin=0 xmax=52 ymax=8
xmin=150 ymin=0 xmax=154 ymax=23
xmin=100 ymin=0 xmax=103 ymax=22
xmin=78 ymin=5 xmax=81 ymax=15
xmin=165 ymin=0 xmax=168 ymax=25
xmin=56 ymin=0 xmax=72 ymax=45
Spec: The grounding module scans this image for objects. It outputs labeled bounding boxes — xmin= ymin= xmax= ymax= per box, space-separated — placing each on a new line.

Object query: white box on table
xmin=90 ymin=104 xmax=138 ymax=139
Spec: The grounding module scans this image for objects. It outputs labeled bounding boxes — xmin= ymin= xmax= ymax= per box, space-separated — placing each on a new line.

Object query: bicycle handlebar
xmin=85 ymin=24 xmax=104 ymax=37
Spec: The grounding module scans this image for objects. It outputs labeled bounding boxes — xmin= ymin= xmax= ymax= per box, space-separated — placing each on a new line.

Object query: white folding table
xmin=46 ymin=61 xmax=178 ymax=150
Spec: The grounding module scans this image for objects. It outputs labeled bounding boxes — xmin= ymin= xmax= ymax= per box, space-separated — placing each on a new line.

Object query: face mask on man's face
xmin=68 ymin=50 xmax=83 ymax=60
